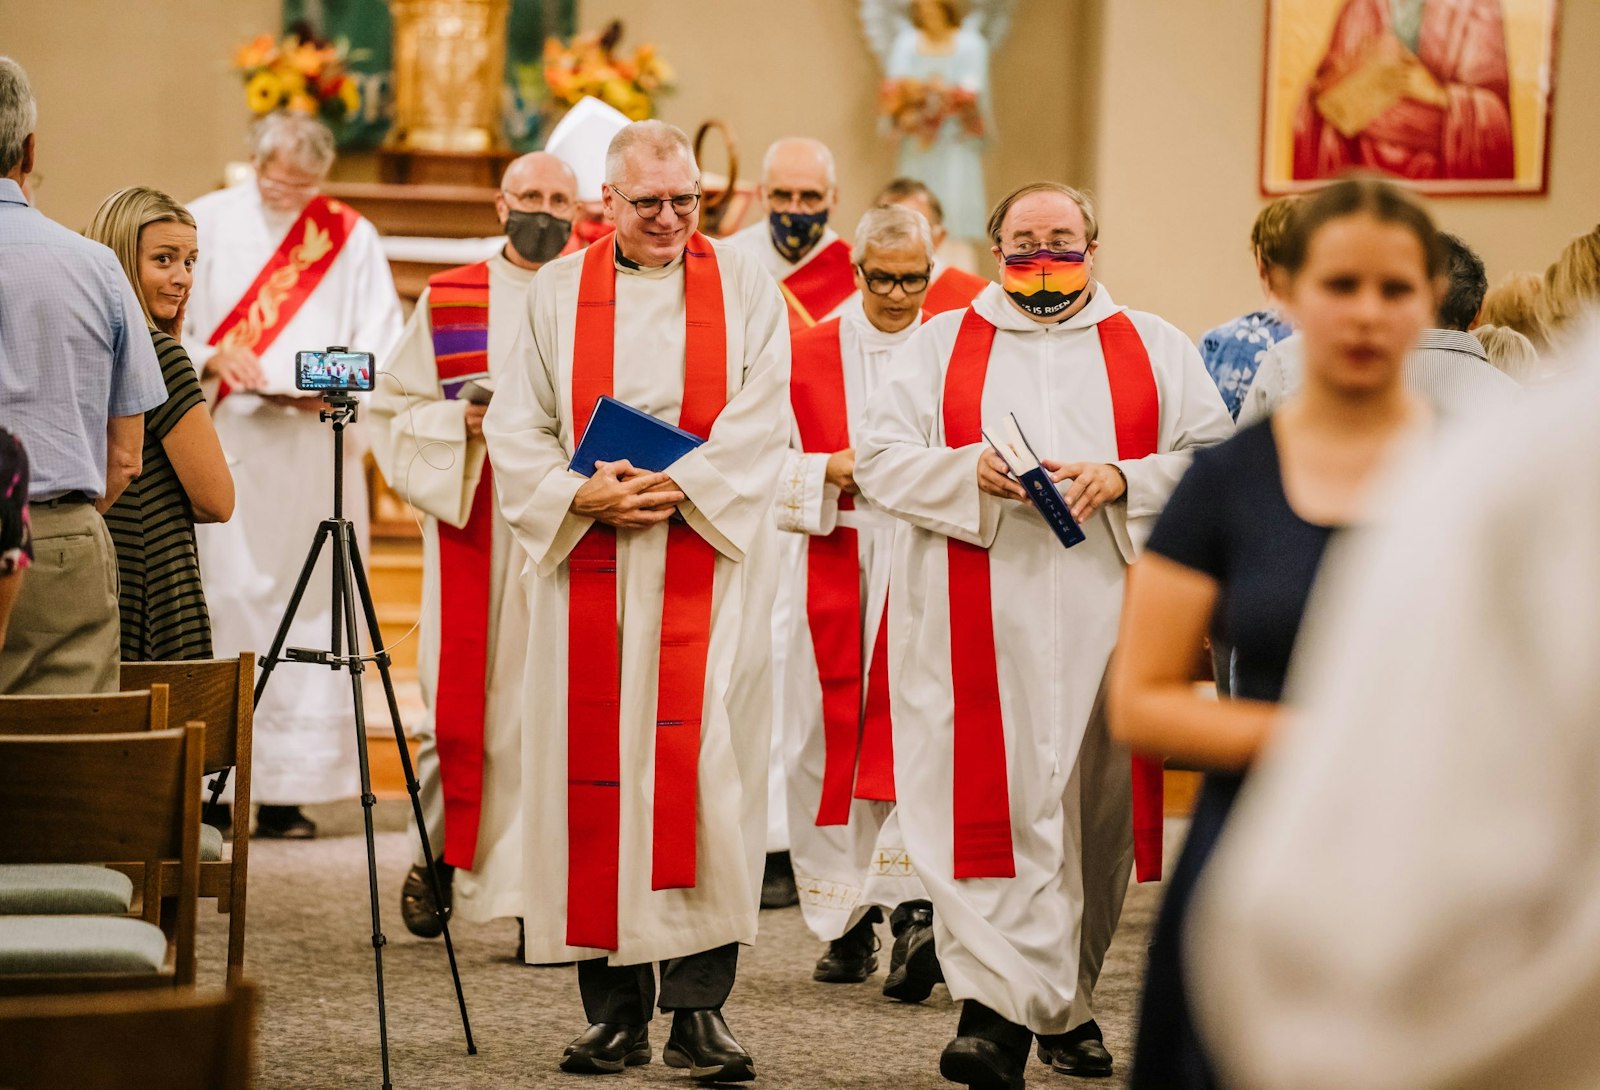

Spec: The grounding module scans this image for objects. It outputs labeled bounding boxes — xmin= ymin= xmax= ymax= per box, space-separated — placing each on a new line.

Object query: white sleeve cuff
xmin=774 ymin=452 xmax=838 ymax=536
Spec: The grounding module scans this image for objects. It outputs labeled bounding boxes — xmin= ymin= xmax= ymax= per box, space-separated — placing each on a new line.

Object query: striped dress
xmin=105 ymin=330 xmax=213 ymax=660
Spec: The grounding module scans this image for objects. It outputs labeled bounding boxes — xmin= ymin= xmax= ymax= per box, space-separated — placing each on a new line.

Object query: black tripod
xmin=240 ymin=385 xmax=474 ymax=1087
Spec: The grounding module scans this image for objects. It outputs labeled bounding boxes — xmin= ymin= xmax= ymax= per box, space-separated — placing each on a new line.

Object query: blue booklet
xmin=568 ymin=395 xmax=706 ymax=477
xmin=982 ymin=413 xmax=1087 ymax=550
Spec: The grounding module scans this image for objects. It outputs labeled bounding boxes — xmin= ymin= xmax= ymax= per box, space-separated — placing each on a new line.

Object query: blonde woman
xmin=85 ymin=187 xmax=233 ymax=662
xmin=1478 ymin=270 xmax=1549 ymax=350
xmin=1472 ymin=323 xmax=1540 ymax=384
xmin=1542 ymin=224 xmax=1600 ymax=343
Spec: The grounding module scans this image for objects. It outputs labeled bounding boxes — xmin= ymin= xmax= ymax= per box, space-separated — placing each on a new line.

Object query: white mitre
xmin=544 ymin=97 xmax=632 ymax=202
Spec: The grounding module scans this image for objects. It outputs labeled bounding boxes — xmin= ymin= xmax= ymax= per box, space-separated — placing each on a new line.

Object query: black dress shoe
xmin=939 ymin=1036 xmax=1025 ymax=1090
xmin=663 ymin=1009 xmax=755 ymax=1082
xmin=399 ymin=862 xmax=453 ymax=939
xmin=760 ymin=851 xmax=798 ymax=909
xmin=1036 ymin=1019 xmax=1114 ymax=1078
xmin=883 ymin=901 xmax=943 ymax=1002
xmin=559 ymin=1022 xmax=650 ymax=1074
xmin=813 ymin=907 xmax=881 ymax=983
xmin=254 ymin=804 xmax=316 ymax=840
xmin=204 ymin=801 xmax=232 ymax=833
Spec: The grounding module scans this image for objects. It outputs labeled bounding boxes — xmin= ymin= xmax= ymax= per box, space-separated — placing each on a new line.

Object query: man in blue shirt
xmin=0 ymin=57 xmax=164 ymax=694
xmin=1198 ymin=196 xmax=1299 ymax=421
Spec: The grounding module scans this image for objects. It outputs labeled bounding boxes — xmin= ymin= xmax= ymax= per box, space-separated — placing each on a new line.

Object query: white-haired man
xmin=484 ymin=120 xmax=789 ymax=1081
xmin=370 ymin=152 xmax=578 ymax=947
xmin=777 ymin=203 xmax=943 ymax=1001
xmin=856 ymin=182 xmax=1233 ymax=1089
xmin=183 ymin=113 xmax=403 ymax=839
xmin=875 ymin=176 xmax=990 ymax=317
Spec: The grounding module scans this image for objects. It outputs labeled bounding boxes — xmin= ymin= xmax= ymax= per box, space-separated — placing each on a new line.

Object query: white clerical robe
xmin=483 ymin=240 xmax=790 ymax=965
xmin=1191 ymin=365 xmax=1600 ymax=1090
xmin=855 ymin=283 xmax=1233 ymax=1034
xmin=367 ymin=249 xmax=531 ymax=922
xmin=775 ymin=297 xmax=930 ymax=942
xmin=183 ymin=183 xmax=402 ymax=805
xmin=728 ymin=220 xmax=860 ymax=856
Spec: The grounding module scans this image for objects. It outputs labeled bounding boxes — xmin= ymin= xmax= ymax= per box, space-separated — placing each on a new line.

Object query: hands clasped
xmin=573 ymin=459 xmax=686 ymax=529
xmin=977 ymin=450 xmax=1126 ymax=522
xmin=825 ymin=448 xmax=857 ymax=495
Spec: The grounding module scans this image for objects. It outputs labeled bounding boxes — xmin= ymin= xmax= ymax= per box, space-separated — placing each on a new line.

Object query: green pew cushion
xmin=0 ymin=864 xmax=133 ymax=915
xmin=201 ymin=823 xmax=224 ymax=863
xmin=0 ymin=915 xmax=166 ymax=975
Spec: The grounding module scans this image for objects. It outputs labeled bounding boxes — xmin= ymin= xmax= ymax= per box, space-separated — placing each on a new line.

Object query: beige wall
xmin=1092 ymin=0 xmax=1600 ymax=337
xmin=2 ymin=0 xmax=277 ymax=230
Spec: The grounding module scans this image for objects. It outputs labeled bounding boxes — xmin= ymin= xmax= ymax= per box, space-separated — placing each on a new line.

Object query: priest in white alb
xmin=727 ymin=135 xmax=861 ymax=910
xmin=855 ymin=182 xmax=1233 ymax=1090
xmin=875 ymin=176 xmax=990 ymax=318
xmin=776 ymin=204 xmax=937 ymax=1000
xmin=183 ymin=112 xmax=402 ymax=839
xmin=369 ymin=152 xmax=578 ymax=947
xmin=483 ymin=120 xmax=789 ymax=1082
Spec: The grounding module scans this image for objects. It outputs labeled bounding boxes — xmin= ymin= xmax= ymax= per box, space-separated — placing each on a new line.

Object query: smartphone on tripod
xmin=295 ymin=348 xmax=376 ymax=393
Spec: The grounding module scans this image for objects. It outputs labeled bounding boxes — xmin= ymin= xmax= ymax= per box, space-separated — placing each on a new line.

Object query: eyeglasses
xmin=257 ymin=171 xmax=320 ymax=195
xmin=502 ymin=188 xmax=573 ymax=214
xmin=609 ymin=184 xmax=701 ymax=220
xmin=767 ymin=187 xmax=831 ymax=214
xmin=1005 ymin=239 xmax=1087 ymax=258
xmin=858 ymin=265 xmax=931 ymax=296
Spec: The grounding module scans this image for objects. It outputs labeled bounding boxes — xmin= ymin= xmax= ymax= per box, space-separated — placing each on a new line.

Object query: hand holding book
xmin=981 ymin=414 xmax=1088 ymax=550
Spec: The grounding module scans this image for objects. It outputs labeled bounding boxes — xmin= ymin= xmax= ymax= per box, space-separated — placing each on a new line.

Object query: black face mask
xmin=769 ymin=209 xmax=829 ymax=262
xmin=504 ymin=210 xmax=572 ymax=265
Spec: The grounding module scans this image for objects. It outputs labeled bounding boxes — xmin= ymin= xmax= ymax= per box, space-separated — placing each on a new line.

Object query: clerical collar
xmin=615 ymin=242 xmax=643 ymax=271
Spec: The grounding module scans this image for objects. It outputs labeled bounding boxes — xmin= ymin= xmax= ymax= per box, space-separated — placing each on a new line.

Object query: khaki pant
xmin=0 ymin=501 xmax=119 ymax=695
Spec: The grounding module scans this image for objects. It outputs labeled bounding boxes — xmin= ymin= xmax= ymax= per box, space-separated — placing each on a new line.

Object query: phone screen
xmin=295 ymin=350 xmax=375 ymax=392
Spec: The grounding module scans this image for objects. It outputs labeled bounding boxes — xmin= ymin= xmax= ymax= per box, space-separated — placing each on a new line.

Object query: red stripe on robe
xmin=779 ymin=238 xmax=856 ymax=331
xmin=922 ymin=267 xmax=989 ymax=318
xmin=206 ymin=195 xmax=361 ymax=403
xmin=425 ymin=261 xmax=494 ymax=869
xmin=790 ymin=320 xmax=896 ymax=826
xmin=565 ymin=234 xmax=726 ymax=950
xmin=940 ymin=307 xmax=1165 ymax=881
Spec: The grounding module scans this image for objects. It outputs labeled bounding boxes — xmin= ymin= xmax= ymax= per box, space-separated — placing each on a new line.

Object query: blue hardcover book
xmin=568 ymin=395 xmax=706 ymax=477
xmin=982 ymin=413 xmax=1087 ymax=550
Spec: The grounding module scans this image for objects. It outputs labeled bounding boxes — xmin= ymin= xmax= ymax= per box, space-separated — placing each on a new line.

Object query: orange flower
xmin=233 ymin=33 xmax=277 ymax=71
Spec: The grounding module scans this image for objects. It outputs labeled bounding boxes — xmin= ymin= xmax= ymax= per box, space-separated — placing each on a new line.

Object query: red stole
xmin=922 ymin=267 xmax=989 ymax=319
xmin=778 ymin=238 xmax=856 ymax=331
xmin=941 ymin=307 xmax=1165 ymax=883
xmin=565 ymin=234 xmax=727 ymax=950
xmin=425 ymin=261 xmax=495 ymax=869
xmin=789 ymin=320 xmax=896 ymax=827
xmin=206 ymin=195 xmax=360 ymax=402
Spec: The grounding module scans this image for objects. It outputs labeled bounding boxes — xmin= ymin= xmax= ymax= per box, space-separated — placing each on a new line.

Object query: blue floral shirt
xmin=1199 ymin=310 xmax=1295 ymax=421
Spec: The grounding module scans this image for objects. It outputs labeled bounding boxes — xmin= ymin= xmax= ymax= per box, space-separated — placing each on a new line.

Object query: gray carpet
xmin=200 ymin=800 xmax=1163 ymax=1089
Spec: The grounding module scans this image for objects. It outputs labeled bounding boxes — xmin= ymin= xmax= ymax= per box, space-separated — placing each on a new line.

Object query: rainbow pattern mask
xmin=1001 ymin=249 xmax=1090 ymax=318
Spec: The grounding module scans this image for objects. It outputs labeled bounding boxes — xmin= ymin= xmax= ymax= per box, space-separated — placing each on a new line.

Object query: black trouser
xmin=958 ymin=1000 xmax=1033 ymax=1067
xmin=578 ymin=943 xmax=739 ymax=1025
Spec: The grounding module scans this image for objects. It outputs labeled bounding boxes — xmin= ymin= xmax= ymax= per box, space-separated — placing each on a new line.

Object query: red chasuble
xmin=778 ymin=238 xmax=856 ymax=332
xmin=941 ymin=307 xmax=1165 ymax=883
xmin=922 ymin=267 xmax=989 ymax=319
xmin=423 ymin=261 xmax=495 ymax=869
xmin=565 ymin=234 xmax=727 ymax=950
xmin=206 ymin=195 xmax=361 ymax=402
xmin=789 ymin=320 xmax=896 ymax=827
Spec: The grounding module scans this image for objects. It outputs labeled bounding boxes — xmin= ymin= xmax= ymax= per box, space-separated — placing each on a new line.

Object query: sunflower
xmin=245 ymin=70 xmax=282 ymax=114
xmin=338 ymin=78 xmax=360 ymax=118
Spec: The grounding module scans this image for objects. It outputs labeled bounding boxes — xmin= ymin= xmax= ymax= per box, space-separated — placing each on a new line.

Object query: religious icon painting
xmin=1259 ymin=0 xmax=1561 ymax=195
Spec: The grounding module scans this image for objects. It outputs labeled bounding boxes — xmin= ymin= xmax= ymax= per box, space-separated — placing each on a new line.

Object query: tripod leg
xmin=333 ymin=520 xmax=395 ymax=1090
xmin=348 ymin=528 xmax=477 ymax=1055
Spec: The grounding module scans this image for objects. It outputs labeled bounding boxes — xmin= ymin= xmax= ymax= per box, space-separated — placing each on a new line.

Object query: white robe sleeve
xmin=1191 ymin=391 xmax=1600 ymax=1090
xmin=368 ymin=287 xmax=478 ymax=529
xmin=483 ymin=287 xmax=592 ymax=577
xmin=772 ymin=442 xmax=839 ymax=537
xmin=1236 ymin=337 xmax=1291 ymax=427
xmin=854 ymin=324 xmax=1004 ymax=548
xmin=668 ymin=267 xmax=793 ymax=562
xmin=349 ymin=223 xmax=405 ymax=360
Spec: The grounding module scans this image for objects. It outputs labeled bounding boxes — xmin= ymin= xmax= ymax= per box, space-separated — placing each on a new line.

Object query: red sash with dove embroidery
xmin=565 ymin=234 xmax=727 ymax=951
xmin=941 ymin=307 xmax=1165 ymax=883
xmin=424 ymin=261 xmax=495 ymax=869
xmin=922 ymin=266 xmax=989 ymax=319
xmin=790 ymin=319 xmax=896 ymax=827
xmin=778 ymin=238 xmax=855 ymax=332
xmin=206 ymin=195 xmax=360 ymax=402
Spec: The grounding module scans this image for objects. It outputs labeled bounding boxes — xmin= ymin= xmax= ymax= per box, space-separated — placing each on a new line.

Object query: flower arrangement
xmin=541 ymin=21 xmax=674 ymax=122
xmin=232 ymin=31 xmax=361 ymax=122
xmin=879 ymin=77 xmax=983 ymax=148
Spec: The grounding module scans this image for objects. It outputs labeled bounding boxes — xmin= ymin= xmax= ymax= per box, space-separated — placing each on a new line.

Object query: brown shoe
xmin=399 ymin=862 xmax=453 ymax=939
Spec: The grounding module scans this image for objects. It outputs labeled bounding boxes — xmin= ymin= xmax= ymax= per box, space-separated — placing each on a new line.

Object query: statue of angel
xmin=861 ymin=0 xmax=1013 ymax=242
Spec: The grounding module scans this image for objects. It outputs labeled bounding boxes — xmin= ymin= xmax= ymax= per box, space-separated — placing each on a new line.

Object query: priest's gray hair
xmin=0 ymin=57 xmax=37 ymax=178
xmin=852 ymin=205 xmax=935 ymax=266
xmin=762 ymin=137 xmax=837 ymax=189
xmin=250 ymin=112 xmax=336 ymax=176
xmin=605 ymin=121 xmax=697 ymax=185
xmin=987 ymin=182 xmax=1099 ymax=246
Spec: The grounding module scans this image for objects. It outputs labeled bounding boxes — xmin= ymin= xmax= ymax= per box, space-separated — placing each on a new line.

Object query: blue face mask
xmin=769 ymin=208 xmax=829 ymax=261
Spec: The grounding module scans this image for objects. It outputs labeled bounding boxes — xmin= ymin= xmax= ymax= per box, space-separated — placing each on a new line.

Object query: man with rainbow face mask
xmin=855 ymin=182 xmax=1233 ymax=1090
